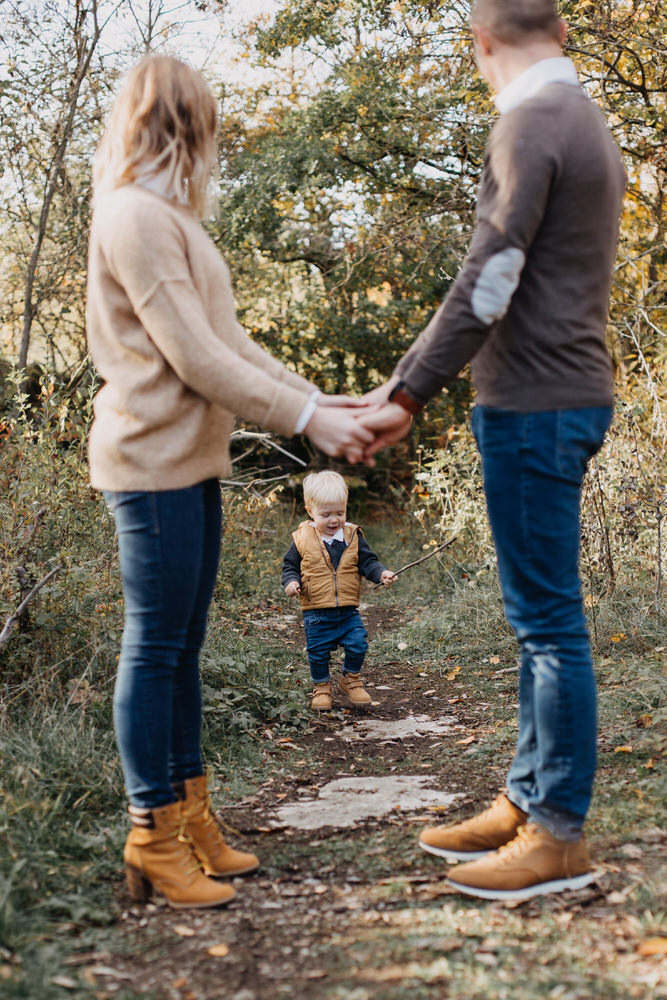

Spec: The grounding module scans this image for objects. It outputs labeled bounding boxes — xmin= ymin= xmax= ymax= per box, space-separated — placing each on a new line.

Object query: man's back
xmin=471 ymin=82 xmax=626 ymax=411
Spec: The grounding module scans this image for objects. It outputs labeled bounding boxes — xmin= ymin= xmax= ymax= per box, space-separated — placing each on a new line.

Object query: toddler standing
xmin=282 ymin=471 xmax=396 ymax=710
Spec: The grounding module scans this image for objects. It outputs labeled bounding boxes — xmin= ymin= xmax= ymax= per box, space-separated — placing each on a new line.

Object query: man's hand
xmin=285 ymin=581 xmax=301 ymax=597
xmin=356 ymin=402 xmax=413 ymax=462
xmin=380 ymin=569 xmax=397 ymax=587
xmin=360 ymin=374 xmax=400 ymax=408
xmin=305 ymin=405 xmax=375 ymax=464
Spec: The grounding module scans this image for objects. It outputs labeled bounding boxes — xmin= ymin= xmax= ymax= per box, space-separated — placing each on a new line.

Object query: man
xmin=359 ymin=0 xmax=626 ymax=900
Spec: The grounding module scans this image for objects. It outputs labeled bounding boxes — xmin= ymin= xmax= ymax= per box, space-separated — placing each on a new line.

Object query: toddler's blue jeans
xmin=302 ymin=606 xmax=369 ymax=683
xmin=103 ymin=479 xmax=221 ymax=809
xmin=472 ymin=405 xmax=613 ymax=840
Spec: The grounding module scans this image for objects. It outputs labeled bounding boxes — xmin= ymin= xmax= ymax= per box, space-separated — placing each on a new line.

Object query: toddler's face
xmin=308 ymin=501 xmax=347 ymax=538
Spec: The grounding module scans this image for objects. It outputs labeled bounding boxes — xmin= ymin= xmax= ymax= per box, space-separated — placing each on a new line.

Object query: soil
xmin=81 ymin=605 xmax=666 ymax=1000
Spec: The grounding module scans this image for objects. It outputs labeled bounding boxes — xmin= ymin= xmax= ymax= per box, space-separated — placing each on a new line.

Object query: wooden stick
xmin=0 ymin=564 xmax=63 ymax=651
xmin=373 ymin=536 xmax=456 ymax=589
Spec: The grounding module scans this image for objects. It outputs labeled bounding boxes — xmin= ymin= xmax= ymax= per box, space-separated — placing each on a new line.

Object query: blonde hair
xmin=472 ymin=0 xmax=562 ymax=45
xmin=303 ymin=471 xmax=348 ymax=510
xmin=93 ymin=55 xmax=217 ymax=216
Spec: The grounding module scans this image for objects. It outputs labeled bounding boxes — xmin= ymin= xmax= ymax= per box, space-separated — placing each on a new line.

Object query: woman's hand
xmin=305 ymin=405 xmax=375 ymax=464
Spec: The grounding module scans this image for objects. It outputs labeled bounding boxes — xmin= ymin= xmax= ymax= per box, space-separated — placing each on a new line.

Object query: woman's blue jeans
xmin=104 ymin=479 xmax=222 ymax=809
xmin=472 ymin=405 xmax=612 ymax=839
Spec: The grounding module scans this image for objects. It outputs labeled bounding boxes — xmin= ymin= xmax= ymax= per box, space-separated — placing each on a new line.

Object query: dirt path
xmin=92 ymin=606 xmax=665 ymax=1000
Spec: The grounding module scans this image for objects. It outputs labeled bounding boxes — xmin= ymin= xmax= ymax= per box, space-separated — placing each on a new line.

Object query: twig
xmin=230 ymin=431 xmax=307 ymax=467
xmin=373 ymin=536 xmax=456 ymax=589
xmin=0 ymin=564 xmax=64 ymax=652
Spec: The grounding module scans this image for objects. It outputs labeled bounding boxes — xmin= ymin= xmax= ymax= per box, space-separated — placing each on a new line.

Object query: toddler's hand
xmin=381 ymin=570 xmax=397 ymax=587
xmin=285 ymin=581 xmax=301 ymax=597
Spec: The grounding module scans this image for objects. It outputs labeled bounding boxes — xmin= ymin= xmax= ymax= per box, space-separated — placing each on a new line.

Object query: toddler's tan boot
xmin=339 ymin=672 xmax=372 ymax=705
xmin=311 ymin=681 xmax=333 ymax=711
xmin=123 ymin=800 xmax=236 ymax=908
xmin=174 ymin=775 xmax=259 ymax=877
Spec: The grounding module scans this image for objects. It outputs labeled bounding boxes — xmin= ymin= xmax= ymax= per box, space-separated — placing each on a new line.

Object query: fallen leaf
xmin=610 ymin=633 xmax=626 ymax=642
xmin=614 ymin=745 xmax=633 ymax=753
xmin=172 ymin=978 xmax=188 ymax=989
xmin=456 ymin=736 xmax=475 ymax=745
xmin=489 ymin=655 xmax=500 ymax=664
xmin=49 ymin=977 xmax=77 ymax=989
xmin=173 ymin=925 xmax=196 ymax=937
xmin=207 ymin=944 xmax=229 ymax=957
xmin=447 ymin=666 xmax=461 ymax=680
xmin=637 ymin=938 xmax=667 ymax=956
xmin=397 ymin=642 xmax=408 ymax=651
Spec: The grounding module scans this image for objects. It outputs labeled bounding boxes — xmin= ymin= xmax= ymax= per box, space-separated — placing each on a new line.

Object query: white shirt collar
xmin=495 ymin=57 xmax=579 ymax=115
xmin=313 ymin=525 xmax=346 ymax=544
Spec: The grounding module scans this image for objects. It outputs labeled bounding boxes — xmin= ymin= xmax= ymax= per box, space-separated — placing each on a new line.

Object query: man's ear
xmin=472 ymin=23 xmax=494 ymax=57
xmin=558 ymin=18 xmax=568 ymax=45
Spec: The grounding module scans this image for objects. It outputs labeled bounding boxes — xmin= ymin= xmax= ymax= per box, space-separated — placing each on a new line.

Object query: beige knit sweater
xmin=86 ymin=184 xmax=316 ymax=490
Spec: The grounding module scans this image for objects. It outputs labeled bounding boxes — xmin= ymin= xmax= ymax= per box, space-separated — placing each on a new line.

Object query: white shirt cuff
xmin=295 ymin=390 xmax=321 ymax=434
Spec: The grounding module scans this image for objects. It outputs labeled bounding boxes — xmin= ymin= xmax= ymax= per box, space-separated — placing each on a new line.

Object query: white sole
xmin=446 ymin=869 xmax=596 ymax=901
xmin=418 ymin=840 xmax=491 ymax=862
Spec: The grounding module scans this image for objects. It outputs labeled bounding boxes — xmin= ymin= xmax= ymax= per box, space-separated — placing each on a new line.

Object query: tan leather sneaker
xmin=446 ymin=822 xmax=596 ymax=901
xmin=311 ymin=681 xmax=332 ymax=711
xmin=419 ymin=793 xmax=527 ymax=861
xmin=339 ymin=672 xmax=372 ymax=705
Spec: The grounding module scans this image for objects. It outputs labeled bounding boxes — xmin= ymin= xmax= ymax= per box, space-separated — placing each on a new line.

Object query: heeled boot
xmin=173 ymin=775 xmax=260 ymax=877
xmin=123 ymin=799 xmax=236 ymax=908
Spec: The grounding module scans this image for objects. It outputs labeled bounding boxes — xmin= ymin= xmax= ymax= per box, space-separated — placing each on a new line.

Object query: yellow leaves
xmin=614 ymin=745 xmax=633 ymax=753
xmin=610 ymin=633 xmax=626 ymax=642
xmin=366 ymin=282 xmax=392 ymax=307
xmin=637 ymin=938 xmax=667 ymax=957
xmin=207 ymin=944 xmax=230 ymax=958
xmin=446 ymin=665 xmax=460 ymax=680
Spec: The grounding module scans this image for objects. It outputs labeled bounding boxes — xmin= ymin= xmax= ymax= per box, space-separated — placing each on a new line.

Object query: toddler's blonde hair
xmin=93 ymin=54 xmax=217 ymax=217
xmin=303 ymin=471 xmax=348 ymax=509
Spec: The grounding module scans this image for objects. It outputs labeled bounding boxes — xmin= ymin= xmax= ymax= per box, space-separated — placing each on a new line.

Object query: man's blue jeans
xmin=302 ymin=607 xmax=369 ymax=683
xmin=104 ymin=479 xmax=222 ymax=809
xmin=471 ymin=405 xmax=613 ymax=839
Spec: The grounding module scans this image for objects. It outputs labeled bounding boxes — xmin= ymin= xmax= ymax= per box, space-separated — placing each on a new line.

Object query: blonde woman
xmin=87 ymin=55 xmax=372 ymax=909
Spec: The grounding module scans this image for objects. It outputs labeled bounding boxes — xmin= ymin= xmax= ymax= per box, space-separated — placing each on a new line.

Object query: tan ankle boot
xmin=124 ymin=800 xmax=236 ymax=908
xmin=174 ymin=775 xmax=259 ymax=877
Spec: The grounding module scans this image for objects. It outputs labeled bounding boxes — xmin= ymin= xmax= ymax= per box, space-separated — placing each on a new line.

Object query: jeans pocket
xmin=556 ymin=408 xmax=612 ymax=482
xmin=107 ymin=491 xmax=160 ymax=535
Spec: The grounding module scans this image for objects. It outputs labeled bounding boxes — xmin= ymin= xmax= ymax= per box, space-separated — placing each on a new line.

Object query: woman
xmin=87 ymin=54 xmax=372 ymax=909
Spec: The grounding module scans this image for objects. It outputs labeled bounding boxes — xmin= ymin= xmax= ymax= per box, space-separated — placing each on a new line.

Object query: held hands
xmin=304 ymin=377 xmax=412 ymax=465
xmin=285 ymin=581 xmax=301 ymax=597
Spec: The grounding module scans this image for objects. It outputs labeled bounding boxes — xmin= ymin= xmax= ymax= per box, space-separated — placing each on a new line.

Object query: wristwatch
xmin=388 ymin=380 xmax=424 ymax=415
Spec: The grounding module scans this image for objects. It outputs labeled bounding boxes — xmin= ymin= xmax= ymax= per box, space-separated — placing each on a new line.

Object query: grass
xmin=0 ymin=497 xmax=665 ymax=999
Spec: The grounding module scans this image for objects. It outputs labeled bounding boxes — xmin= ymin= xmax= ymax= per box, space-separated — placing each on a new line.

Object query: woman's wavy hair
xmin=93 ymin=55 xmax=217 ymax=216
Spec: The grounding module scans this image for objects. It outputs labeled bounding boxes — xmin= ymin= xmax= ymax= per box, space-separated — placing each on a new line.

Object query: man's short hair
xmin=303 ymin=471 xmax=348 ymax=509
xmin=472 ymin=0 xmax=562 ymax=45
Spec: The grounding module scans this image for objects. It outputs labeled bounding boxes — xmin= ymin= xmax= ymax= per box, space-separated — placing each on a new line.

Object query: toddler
xmin=281 ymin=471 xmax=396 ymax=710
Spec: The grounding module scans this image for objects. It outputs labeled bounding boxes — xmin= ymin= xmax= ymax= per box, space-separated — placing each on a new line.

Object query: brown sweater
xmin=396 ymin=83 xmax=626 ymax=411
xmin=86 ymin=185 xmax=316 ymax=490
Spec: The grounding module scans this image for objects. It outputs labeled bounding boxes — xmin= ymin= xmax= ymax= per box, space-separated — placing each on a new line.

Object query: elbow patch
xmin=471 ymin=247 xmax=526 ymax=325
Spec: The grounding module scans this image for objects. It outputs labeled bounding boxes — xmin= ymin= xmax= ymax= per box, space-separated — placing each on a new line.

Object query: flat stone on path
xmin=272 ymin=775 xmax=464 ymax=830
xmin=337 ymin=714 xmax=458 ymax=743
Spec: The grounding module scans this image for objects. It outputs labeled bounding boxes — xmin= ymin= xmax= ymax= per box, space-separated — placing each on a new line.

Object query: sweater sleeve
xmin=357 ymin=533 xmax=386 ymax=584
xmin=103 ymin=203 xmax=311 ymax=437
xmin=281 ymin=541 xmax=302 ymax=587
xmin=395 ymin=107 xmax=559 ymax=403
